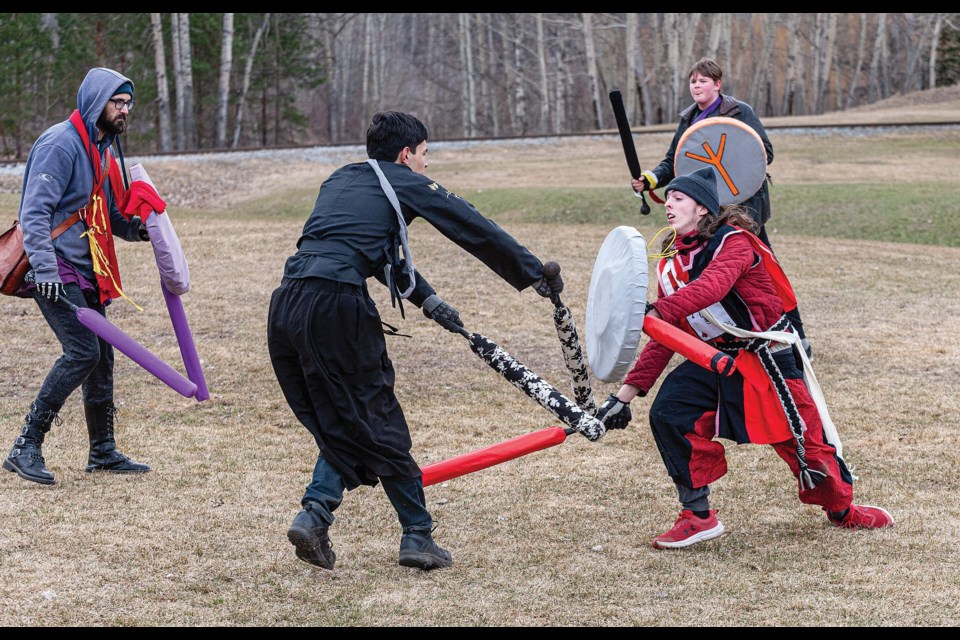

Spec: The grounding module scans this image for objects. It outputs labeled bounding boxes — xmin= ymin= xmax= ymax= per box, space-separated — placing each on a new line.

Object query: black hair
xmin=365 ymin=111 xmax=428 ymax=162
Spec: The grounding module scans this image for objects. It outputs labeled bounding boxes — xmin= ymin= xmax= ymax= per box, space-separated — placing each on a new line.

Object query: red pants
xmin=648 ymin=357 xmax=853 ymax=512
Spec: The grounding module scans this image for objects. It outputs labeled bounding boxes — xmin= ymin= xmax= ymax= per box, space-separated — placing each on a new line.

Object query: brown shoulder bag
xmin=0 ymin=212 xmax=81 ymax=296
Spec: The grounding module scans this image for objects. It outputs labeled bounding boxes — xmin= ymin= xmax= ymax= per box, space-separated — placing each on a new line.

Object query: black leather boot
xmin=398 ymin=529 xmax=453 ymax=570
xmin=3 ymin=400 xmax=60 ymax=485
xmin=287 ymin=502 xmax=336 ymax=569
xmin=84 ymin=404 xmax=151 ymax=474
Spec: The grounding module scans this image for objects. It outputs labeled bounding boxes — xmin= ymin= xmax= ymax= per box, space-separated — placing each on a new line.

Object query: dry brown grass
xmin=1 ymin=91 xmax=959 ymax=626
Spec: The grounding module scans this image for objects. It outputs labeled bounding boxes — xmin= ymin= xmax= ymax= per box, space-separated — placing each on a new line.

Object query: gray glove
xmin=533 ymin=261 xmax=564 ymax=298
xmin=422 ymin=294 xmax=464 ymax=334
xmin=36 ymin=281 xmax=65 ymax=303
xmin=595 ymin=394 xmax=632 ymax=430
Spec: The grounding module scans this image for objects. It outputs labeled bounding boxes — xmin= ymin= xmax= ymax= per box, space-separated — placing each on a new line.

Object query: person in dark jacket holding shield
xmin=632 ymin=57 xmax=811 ymax=357
xmin=267 ymin=111 xmax=564 ymax=571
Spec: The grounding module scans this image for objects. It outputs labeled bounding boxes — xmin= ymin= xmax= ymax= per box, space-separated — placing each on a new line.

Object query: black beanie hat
xmin=665 ymin=167 xmax=720 ymax=216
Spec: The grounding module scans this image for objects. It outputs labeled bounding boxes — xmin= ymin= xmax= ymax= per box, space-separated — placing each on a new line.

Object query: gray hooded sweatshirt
xmin=19 ymin=66 xmax=142 ymax=285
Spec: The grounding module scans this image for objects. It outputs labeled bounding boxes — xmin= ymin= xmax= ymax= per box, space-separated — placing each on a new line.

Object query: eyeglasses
xmin=110 ymin=98 xmax=135 ymax=112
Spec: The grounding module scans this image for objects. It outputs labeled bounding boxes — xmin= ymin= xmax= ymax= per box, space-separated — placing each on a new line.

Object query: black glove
xmin=533 ymin=261 xmax=564 ymax=298
xmin=137 ymin=222 xmax=150 ymax=241
xmin=595 ymin=394 xmax=632 ymax=430
xmin=36 ymin=281 xmax=65 ymax=303
xmin=422 ymin=294 xmax=464 ymax=334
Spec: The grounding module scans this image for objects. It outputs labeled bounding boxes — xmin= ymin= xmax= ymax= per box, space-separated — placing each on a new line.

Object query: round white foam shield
xmin=585 ymin=226 xmax=649 ymax=383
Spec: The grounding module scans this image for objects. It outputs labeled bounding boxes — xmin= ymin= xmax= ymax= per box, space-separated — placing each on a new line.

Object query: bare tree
xmin=215 ymin=13 xmax=234 ymax=148
xmin=485 ymin=15 xmax=503 ymax=137
xmin=232 ymin=13 xmax=270 ymax=148
xmin=459 ymin=13 xmax=477 ymax=137
xmin=536 ymin=13 xmax=550 ymax=135
xmin=177 ymin=13 xmax=197 ymax=148
xmin=171 ymin=13 xmax=185 ymax=150
xmin=362 ymin=14 xmax=373 ymax=115
xmin=505 ymin=17 xmax=528 ymax=135
xmin=747 ymin=13 xmax=777 ymax=113
xmin=782 ymin=14 xmax=802 ymax=115
xmin=845 ymin=13 xmax=869 ymax=109
xmin=10 ymin=12 xmax=956 ymax=152
xmin=678 ymin=13 xmax=702 ymax=73
xmin=625 ymin=13 xmax=638 ymax=123
xmin=552 ymin=20 xmax=572 ymax=134
xmin=812 ymin=13 xmax=838 ymax=113
xmin=338 ymin=16 xmax=359 ymax=140
xmin=664 ymin=13 xmax=681 ymax=123
xmin=929 ymin=12 xmax=944 ymax=88
xmin=706 ymin=13 xmax=730 ymax=61
xmin=632 ymin=14 xmax=657 ymax=126
xmin=149 ymin=13 xmax=173 ymax=152
xmin=582 ymin=13 xmax=606 ymax=129
xmin=867 ymin=13 xmax=889 ymax=102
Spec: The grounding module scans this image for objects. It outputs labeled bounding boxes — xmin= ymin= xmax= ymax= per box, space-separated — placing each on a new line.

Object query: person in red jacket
xmin=595 ymin=166 xmax=893 ymax=549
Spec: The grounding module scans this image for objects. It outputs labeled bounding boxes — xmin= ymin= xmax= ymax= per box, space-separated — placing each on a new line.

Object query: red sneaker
xmin=828 ymin=504 xmax=894 ymax=529
xmin=652 ymin=509 xmax=725 ymax=549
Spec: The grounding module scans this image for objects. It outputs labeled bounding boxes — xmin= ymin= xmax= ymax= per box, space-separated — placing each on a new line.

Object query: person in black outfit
xmin=267 ymin=111 xmax=564 ymax=571
xmin=633 ymin=57 xmax=810 ymax=356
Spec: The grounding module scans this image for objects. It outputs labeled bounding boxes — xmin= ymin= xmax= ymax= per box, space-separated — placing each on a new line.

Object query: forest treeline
xmin=1 ymin=13 xmax=958 ymax=159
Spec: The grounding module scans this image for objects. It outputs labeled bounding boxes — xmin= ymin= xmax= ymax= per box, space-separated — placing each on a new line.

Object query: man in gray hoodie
xmin=4 ymin=67 xmax=151 ymax=485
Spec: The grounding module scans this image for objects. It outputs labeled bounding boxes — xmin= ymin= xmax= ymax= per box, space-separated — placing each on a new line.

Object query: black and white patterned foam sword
xmin=542 ymin=262 xmax=597 ymax=415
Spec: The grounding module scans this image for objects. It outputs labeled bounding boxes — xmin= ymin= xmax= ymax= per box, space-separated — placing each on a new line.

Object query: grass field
xmin=1 ymin=98 xmax=959 ymax=626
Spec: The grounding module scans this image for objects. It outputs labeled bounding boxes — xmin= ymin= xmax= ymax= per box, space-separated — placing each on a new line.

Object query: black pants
xmin=34 ymin=283 xmax=114 ymax=410
xmin=267 ymin=277 xmax=420 ymax=490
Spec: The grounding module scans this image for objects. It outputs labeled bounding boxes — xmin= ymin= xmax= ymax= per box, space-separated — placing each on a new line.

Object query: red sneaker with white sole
xmin=828 ymin=504 xmax=894 ymax=529
xmin=652 ymin=509 xmax=725 ymax=550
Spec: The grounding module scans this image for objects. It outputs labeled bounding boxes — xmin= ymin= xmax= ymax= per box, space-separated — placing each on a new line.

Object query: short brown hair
xmin=689 ymin=57 xmax=722 ymax=82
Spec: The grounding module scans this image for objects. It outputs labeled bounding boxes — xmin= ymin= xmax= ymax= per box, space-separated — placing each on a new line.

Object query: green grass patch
xmin=461 ymin=183 xmax=960 ymax=247
xmin=231 ymin=187 xmax=320 ymax=219
xmin=769 ymin=182 xmax=960 ymax=247
xmin=461 ymin=187 xmax=634 ymax=225
xmin=160 ymin=179 xmax=960 ymax=249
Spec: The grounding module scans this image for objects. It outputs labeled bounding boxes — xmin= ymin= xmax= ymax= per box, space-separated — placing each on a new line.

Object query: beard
xmin=96 ymin=111 xmax=126 ymax=136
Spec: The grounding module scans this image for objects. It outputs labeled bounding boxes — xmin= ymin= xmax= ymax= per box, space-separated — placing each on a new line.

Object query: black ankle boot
xmin=3 ymin=400 xmax=61 ymax=485
xmin=84 ymin=404 xmax=151 ymax=474
xmin=287 ymin=502 xmax=336 ymax=569
xmin=398 ymin=529 xmax=453 ymax=570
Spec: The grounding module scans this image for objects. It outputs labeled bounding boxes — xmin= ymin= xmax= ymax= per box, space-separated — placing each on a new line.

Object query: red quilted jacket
xmin=624 ymin=229 xmax=784 ymax=394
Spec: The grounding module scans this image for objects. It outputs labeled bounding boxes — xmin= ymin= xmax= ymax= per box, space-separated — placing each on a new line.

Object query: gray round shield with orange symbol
xmin=674 ymin=116 xmax=768 ymax=206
